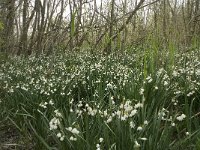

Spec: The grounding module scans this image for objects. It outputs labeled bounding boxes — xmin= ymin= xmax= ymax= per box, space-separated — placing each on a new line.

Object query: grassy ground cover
xmin=0 ymin=49 xmax=200 ymax=150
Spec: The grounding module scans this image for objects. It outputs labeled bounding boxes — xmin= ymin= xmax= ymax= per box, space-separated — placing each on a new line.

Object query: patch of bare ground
xmin=0 ymin=121 xmax=34 ymax=150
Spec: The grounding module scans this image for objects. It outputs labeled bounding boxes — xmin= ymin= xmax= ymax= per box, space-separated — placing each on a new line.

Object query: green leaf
xmin=29 ymin=121 xmax=52 ymax=150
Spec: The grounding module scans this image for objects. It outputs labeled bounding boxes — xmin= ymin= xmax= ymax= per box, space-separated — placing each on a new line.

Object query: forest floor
xmin=0 ymin=121 xmax=34 ymax=150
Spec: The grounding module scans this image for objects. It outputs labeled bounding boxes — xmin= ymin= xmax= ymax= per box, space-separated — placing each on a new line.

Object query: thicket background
xmin=0 ymin=0 xmax=200 ymax=55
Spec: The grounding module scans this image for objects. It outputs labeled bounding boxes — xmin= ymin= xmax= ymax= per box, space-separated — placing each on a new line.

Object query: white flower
xmin=176 ymin=114 xmax=186 ymax=121
xmin=144 ymin=120 xmax=148 ymax=125
xmin=88 ymin=107 xmax=97 ymax=116
xmin=96 ymin=144 xmax=100 ymax=148
xmin=78 ymin=103 xmax=83 ymax=107
xmin=134 ymin=103 xmax=143 ymax=109
xmin=130 ymin=121 xmax=135 ymax=128
xmin=164 ymin=81 xmax=168 ymax=86
xmin=103 ymin=110 xmax=108 ymax=117
xmin=139 ymin=88 xmax=144 ymax=95
xmin=120 ymin=103 xmax=124 ymax=109
xmin=171 ymin=122 xmax=175 ymax=126
xmin=107 ymin=83 xmax=113 ymax=89
xmin=49 ymin=100 xmax=54 ymax=105
xmin=70 ymin=136 xmax=77 ymax=141
xmin=39 ymin=102 xmax=48 ymax=108
xmin=99 ymin=138 xmax=103 ymax=143
xmin=134 ymin=140 xmax=140 ymax=148
xmin=137 ymin=126 xmax=143 ymax=131
xmin=106 ymin=116 xmax=112 ymax=123
xmin=76 ymin=110 xmax=83 ymax=116
xmin=124 ymin=101 xmax=133 ymax=112
xmin=129 ymin=109 xmax=137 ymax=117
xmin=121 ymin=116 xmax=127 ymax=121
xmin=70 ymin=98 xmax=74 ymax=104
xmin=71 ymin=128 xmax=80 ymax=134
xmin=66 ymin=127 xmax=73 ymax=131
xmin=196 ymin=69 xmax=200 ymax=75
xmin=49 ymin=117 xmax=60 ymax=130
xmin=61 ymin=92 xmax=65 ymax=95
xmin=112 ymin=100 xmax=115 ymax=105
xmin=186 ymin=132 xmax=190 ymax=136
xmin=172 ymin=71 xmax=178 ymax=77
xmin=57 ymin=132 xmax=62 ymax=138
xmin=111 ymin=96 xmax=114 ymax=100
xmin=54 ymin=110 xmax=62 ymax=117
xmin=175 ymin=90 xmax=181 ymax=95
xmin=140 ymin=137 xmax=147 ymax=141
xmin=56 ymin=133 xmax=65 ymax=141
xmin=116 ymin=110 xmax=121 ymax=116
xmin=146 ymin=76 xmax=153 ymax=83
xmin=60 ymin=136 xmax=65 ymax=141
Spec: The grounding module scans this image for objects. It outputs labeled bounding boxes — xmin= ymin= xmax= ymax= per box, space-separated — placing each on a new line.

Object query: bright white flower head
xmin=70 ymin=136 xmax=77 ymax=141
xmin=99 ymin=138 xmax=103 ymax=143
xmin=176 ymin=114 xmax=186 ymax=121
xmin=71 ymin=128 xmax=80 ymax=134
xmin=57 ymin=132 xmax=62 ymax=138
xmin=137 ymin=126 xmax=143 ymax=131
xmin=144 ymin=120 xmax=148 ymax=125
xmin=134 ymin=140 xmax=140 ymax=148
xmin=54 ymin=109 xmax=62 ymax=117
xmin=39 ymin=102 xmax=48 ymax=108
xmin=171 ymin=122 xmax=175 ymax=126
xmin=49 ymin=100 xmax=54 ymax=105
xmin=172 ymin=70 xmax=178 ymax=77
xmin=186 ymin=132 xmax=190 ymax=136
xmin=146 ymin=76 xmax=153 ymax=83
xmin=107 ymin=83 xmax=113 ymax=89
xmin=60 ymin=136 xmax=65 ymax=141
xmin=121 ymin=115 xmax=127 ymax=121
xmin=106 ymin=116 xmax=112 ymax=123
xmin=103 ymin=110 xmax=108 ymax=117
xmin=96 ymin=144 xmax=100 ymax=148
xmin=140 ymin=137 xmax=147 ymax=141
xmin=130 ymin=121 xmax=135 ymax=128
xmin=66 ymin=127 xmax=73 ymax=131
xmin=56 ymin=133 xmax=65 ymax=141
xmin=139 ymin=88 xmax=144 ymax=95
xmin=116 ymin=110 xmax=121 ymax=116
xmin=164 ymin=81 xmax=168 ymax=86
xmin=134 ymin=102 xmax=143 ymax=109
xmin=129 ymin=109 xmax=137 ymax=117
xmin=49 ymin=117 xmax=60 ymax=130
xmin=154 ymin=86 xmax=158 ymax=90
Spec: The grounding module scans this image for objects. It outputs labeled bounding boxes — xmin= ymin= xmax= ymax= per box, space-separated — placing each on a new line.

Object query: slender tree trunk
xmin=121 ymin=0 xmax=127 ymax=51
xmin=105 ymin=0 xmax=115 ymax=54
xmin=69 ymin=0 xmax=74 ymax=50
xmin=18 ymin=0 xmax=28 ymax=55
xmin=4 ymin=0 xmax=15 ymax=54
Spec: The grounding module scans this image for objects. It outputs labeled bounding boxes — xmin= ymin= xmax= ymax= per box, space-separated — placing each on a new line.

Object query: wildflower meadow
xmin=0 ymin=49 xmax=200 ymax=150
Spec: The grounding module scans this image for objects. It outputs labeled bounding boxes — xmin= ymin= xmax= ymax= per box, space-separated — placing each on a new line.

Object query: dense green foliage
xmin=0 ymin=48 xmax=200 ymax=149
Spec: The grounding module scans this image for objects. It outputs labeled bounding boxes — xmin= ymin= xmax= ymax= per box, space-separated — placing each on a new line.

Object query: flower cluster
xmin=0 ymin=50 xmax=199 ymax=149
